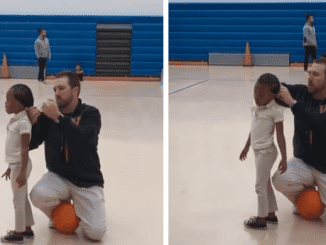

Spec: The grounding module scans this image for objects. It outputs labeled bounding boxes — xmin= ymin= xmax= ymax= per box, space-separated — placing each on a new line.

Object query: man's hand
xmin=1 ymin=168 xmax=11 ymax=181
xmin=16 ymin=171 xmax=27 ymax=188
xmin=240 ymin=146 xmax=250 ymax=161
xmin=26 ymin=107 xmax=41 ymax=125
xmin=278 ymin=159 xmax=287 ymax=174
xmin=276 ymin=86 xmax=295 ymax=107
xmin=41 ymin=100 xmax=61 ymax=121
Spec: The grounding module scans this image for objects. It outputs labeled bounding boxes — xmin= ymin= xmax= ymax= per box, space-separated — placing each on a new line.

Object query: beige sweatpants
xmin=272 ymin=157 xmax=326 ymax=206
xmin=29 ymin=171 xmax=106 ymax=241
xmin=253 ymin=144 xmax=278 ymax=217
xmin=10 ymin=160 xmax=35 ymax=232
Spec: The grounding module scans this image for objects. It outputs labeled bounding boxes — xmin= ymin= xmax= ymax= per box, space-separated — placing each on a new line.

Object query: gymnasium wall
xmin=169 ymin=2 xmax=326 ymax=63
xmin=0 ymin=0 xmax=163 ymax=16
xmin=0 ymin=15 xmax=163 ymax=76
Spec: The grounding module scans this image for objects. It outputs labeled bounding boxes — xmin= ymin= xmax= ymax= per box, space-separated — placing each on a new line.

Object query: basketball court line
xmin=169 ymin=79 xmax=209 ymax=96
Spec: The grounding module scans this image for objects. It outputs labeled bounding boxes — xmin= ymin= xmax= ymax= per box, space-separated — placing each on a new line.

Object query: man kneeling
xmin=28 ymin=72 xmax=106 ymax=241
xmin=272 ymin=58 xmax=326 ymax=215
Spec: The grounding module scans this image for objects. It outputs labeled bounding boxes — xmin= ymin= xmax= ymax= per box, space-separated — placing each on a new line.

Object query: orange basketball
xmin=296 ymin=189 xmax=324 ymax=220
xmin=52 ymin=203 xmax=80 ymax=234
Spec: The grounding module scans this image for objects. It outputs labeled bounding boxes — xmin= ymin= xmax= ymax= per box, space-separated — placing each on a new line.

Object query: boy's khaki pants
xmin=10 ymin=160 xmax=34 ymax=232
xmin=254 ymin=144 xmax=278 ymax=217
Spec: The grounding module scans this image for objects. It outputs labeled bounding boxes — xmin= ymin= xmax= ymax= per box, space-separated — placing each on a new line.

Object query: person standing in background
xmin=34 ymin=28 xmax=52 ymax=83
xmin=75 ymin=64 xmax=84 ymax=81
xmin=303 ymin=14 xmax=317 ymax=72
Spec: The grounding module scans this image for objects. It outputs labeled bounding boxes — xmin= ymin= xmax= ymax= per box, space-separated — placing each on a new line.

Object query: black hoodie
xmin=29 ymin=99 xmax=104 ymax=187
xmin=283 ymin=83 xmax=326 ymax=173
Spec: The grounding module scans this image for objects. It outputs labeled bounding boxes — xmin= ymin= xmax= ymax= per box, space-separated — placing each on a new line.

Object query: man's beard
xmin=308 ymin=81 xmax=316 ymax=93
xmin=308 ymin=83 xmax=324 ymax=95
xmin=58 ymin=103 xmax=67 ymax=109
xmin=56 ymin=95 xmax=72 ymax=109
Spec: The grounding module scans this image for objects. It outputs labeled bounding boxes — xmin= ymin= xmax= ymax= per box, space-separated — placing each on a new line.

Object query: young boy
xmin=240 ymin=73 xmax=287 ymax=230
xmin=1 ymin=84 xmax=35 ymax=243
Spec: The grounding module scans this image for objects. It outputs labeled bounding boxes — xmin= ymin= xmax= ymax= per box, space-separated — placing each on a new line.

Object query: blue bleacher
xmin=0 ymin=15 xmax=163 ymax=77
xmin=169 ymin=2 xmax=326 ymax=62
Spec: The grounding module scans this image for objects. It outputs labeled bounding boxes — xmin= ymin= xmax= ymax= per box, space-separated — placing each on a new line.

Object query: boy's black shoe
xmin=1 ymin=232 xmax=24 ymax=244
xmin=8 ymin=230 xmax=34 ymax=239
xmin=244 ymin=216 xmax=267 ymax=230
xmin=265 ymin=216 xmax=278 ymax=224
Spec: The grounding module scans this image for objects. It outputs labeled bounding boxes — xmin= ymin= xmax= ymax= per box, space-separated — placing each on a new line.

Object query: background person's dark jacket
xmin=29 ymin=99 xmax=104 ymax=187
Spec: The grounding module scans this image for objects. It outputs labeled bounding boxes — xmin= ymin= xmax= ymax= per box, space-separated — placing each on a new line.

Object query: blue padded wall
xmin=169 ymin=2 xmax=326 ymax=63
xmin=131 ymin=23 xmax=163 ymax=76
xmin=0 ymin=15 xmax=162 ymax=76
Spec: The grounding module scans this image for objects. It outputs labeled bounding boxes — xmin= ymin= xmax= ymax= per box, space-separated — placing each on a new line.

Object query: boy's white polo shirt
xmin=250 ymin=99 xmax=284 ymax=150
xmin=5 ymin=110 xmax=32 ymax=164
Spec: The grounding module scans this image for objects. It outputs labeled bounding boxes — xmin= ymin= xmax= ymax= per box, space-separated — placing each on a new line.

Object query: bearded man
xmin=27 ymin=71 xmax=106 ymax=241
xmin=272 ymin=58 xmax=326 ymax=215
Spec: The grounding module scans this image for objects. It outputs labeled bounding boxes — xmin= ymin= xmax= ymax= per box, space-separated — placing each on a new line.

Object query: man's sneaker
xmin=7 ymin=230 xmax=34 ymax=239
xmin=265 ymin=216 xmax=278 ymax=224
xmin=0 ymin=232 xmax=23 ymax=244
xmin=244 ymin=216 xmax=267 ymax=230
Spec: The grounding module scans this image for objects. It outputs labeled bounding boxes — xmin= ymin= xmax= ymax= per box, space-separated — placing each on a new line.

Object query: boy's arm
xmin=275 ymin=122 xmax=287 ymax=174
xmin=16 ymin=120 xmax=32 ymax=188
xmin=244 ymin=133 xmax=251 ymax=149
xmin=240 ymin=133 xmax=251 ymax=161
xmin=275 ymin=122 xmax=287 ymax=161
xmin=20 ymin=134 xmax=30 ymax=174
xmin=16 ymin=134 xmax=29 ymax=188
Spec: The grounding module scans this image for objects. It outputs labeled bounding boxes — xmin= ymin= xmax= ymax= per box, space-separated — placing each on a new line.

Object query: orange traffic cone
xmin=244 ymin=42 xmax=253 ymax=67
xmin=1 ymin=54 xmax=10 ymax=78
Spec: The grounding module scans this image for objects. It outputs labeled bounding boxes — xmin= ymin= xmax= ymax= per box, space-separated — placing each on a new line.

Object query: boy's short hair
xmin=257 ymin=73 xmax=280 ymax=94
xmin=10 ymin=84 xmax=34 ymax=108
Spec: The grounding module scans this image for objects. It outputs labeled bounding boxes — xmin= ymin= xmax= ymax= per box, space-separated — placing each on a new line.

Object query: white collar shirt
xmin=5 ymin=110 xmax=32 ymax=164
xmin=250 ymin=100 xmax=284 ymax=150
